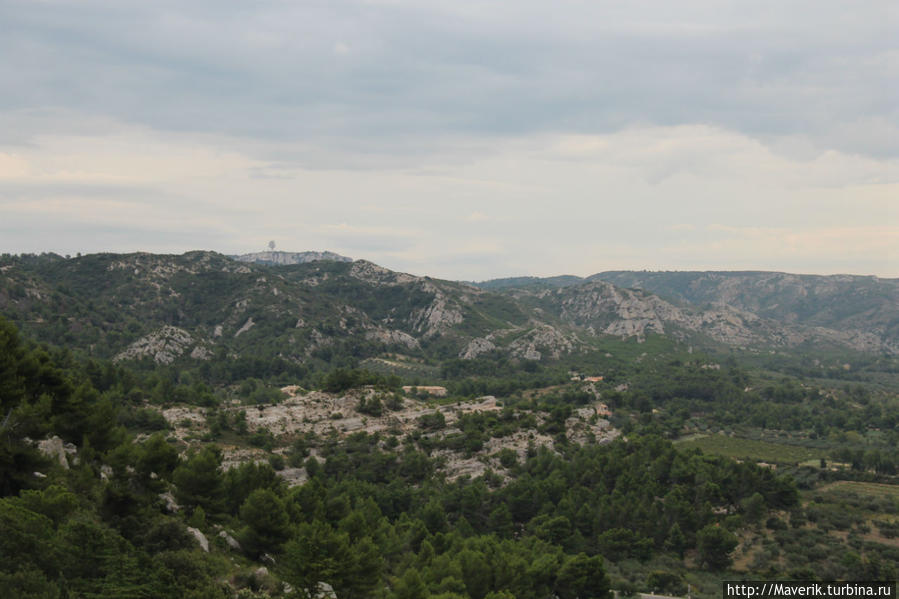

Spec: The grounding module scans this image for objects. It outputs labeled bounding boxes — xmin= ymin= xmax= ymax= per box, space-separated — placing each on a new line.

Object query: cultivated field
xmin=675 ymin=434 xmax=827 ymax=464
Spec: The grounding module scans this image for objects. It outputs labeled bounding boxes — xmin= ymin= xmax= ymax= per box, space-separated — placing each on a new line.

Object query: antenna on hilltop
xmin=268 ymin=240 xmax=276 ymax=252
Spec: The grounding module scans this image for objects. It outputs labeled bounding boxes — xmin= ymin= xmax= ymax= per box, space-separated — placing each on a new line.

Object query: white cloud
xmin=0 ymin=120 xmax=894 ymax=277
xmin=1 ymin=0 xmax=895 ymax=277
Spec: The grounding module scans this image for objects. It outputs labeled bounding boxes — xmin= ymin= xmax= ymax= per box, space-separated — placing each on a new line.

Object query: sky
xmin=0 ymin=0 xmax=896 ymax=280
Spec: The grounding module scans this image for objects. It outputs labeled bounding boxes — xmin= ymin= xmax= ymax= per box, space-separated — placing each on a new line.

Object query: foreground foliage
xmin=1 ymin=314 xmax=897 ymax=598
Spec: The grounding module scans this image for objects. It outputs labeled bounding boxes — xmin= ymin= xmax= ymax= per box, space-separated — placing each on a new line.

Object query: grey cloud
xmin=0 ymin=214 xmax=230 ymax=256
xmin=322 ymin=232 xmax=418 ymax=253
xmin=1 ymin=0 xmax=894 ymax=158
xmin=0 ymin=180 xmax=159 ymax=198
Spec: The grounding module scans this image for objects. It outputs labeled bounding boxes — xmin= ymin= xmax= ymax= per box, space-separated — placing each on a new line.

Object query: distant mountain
xmin=589 ymin=271 xmax=899 ymax=353
xmin=1 ymin=254 xmax=896 ymax=369
xmin=231 ymin=250 xmax=352 ymax=265
xmin=0 ymin=252 xmax=549 ymax=364
xmin=470 ymin=270 xmax=899 ymax=356
xmin=472 ymin=275 xmax=584 ymax=290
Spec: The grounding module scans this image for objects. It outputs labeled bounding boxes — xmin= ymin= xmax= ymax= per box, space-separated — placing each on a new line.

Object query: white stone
xmin=218 ymin=530 xmax=242 ymax=551
xmin=187 ymin=527 xmax=209 ymax=552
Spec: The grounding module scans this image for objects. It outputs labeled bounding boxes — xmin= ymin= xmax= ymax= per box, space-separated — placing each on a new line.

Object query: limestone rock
xmin=190 ymin=345 xmax=212 ymax=360
xmin=365 ymin=328 xmax=420 ymax=349
xmin=412 ymin=294 xmax=463 ymax=336
xmin=459 ymin=337 xmax=495 ymax=359
xmin=218 ymin=530 xmax=242 ymax=551
xmin=37 ymin=436 xmax=77 ymax=469
xmin=187 ymin=526 xmax=209 ymax=552
xmin=159 ymin=491 xmax=181 ymax=512
xmin=235 ymin=317 xmax=255 ymax=337
xmin=508 ymin=325 xmax=576 ymax=360
xmin=114 ymin=326 xmax=194 ymax=364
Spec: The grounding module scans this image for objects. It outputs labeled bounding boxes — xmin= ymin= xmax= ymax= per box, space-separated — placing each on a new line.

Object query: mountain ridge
xmin=1 ymin=252 xmax=896 ymax=369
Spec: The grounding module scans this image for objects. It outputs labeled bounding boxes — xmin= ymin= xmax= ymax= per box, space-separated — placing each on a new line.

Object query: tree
xmin=239 ymin=489 xmax=290 ymax=557
xmin=393 ymin=568 xmax=426 ymax=599
xmin=646 ymin=571 xmax=687 ymax=596
xmin=137 ymin=433 xmax=179 ymax=484
xmin=0 ymin=567 xmax=60 ymax=599
xmin=697 ymin=524 xmax=738 ymax=570
xmin=279 ymin=521 xmax=350 ymax=599
xmin=0 ymin=318 xmax=51 ymax=496
xmin=223 ymin=461 xmax=282 ymax=515
xmin=741 ymin=492 xmax=766 ymax=525
xmin=555 ymin=553 xmax=611 ymax=599
xmin=458 ymin=548 xmax=492 ymax=599
xmin=665 ymin=522 xmax=687 ymax=558
xmin=172 ymin=446 xmax=224 ymax=514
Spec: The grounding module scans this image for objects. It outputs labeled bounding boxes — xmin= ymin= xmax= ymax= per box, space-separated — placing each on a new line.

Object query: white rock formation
xmin=114 ymin=326 xmax=194 ymax=364
xmin=459 ymin=337 xmax=496 ymax=359
xmin=365 ymin=328 xmax=420 ymax=349
xmin=219 ymin=530 xmax=242 ymax=551
xmin=187 ymin=527 xmax=209 ymax=552
xmin=37 ymin=436 xmax=77 ymax=469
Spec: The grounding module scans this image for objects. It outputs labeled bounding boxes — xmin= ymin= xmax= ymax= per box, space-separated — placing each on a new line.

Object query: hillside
xmin=590 ymin=271 xmax=899 ymax=344
xmin=2 ymin=254 xmax=897 ymax=378
xmin=0 ymin=252 xmax=550 ymax=367
xmin=476 ymin=271 xmax=899 ymax=356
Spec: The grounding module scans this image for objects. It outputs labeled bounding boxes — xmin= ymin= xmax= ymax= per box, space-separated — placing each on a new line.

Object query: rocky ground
xmin=156 ymin=385 xmax=619 ymax=485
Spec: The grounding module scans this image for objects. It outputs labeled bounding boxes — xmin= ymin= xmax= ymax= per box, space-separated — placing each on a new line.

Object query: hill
xmin=590 ymin=271 xmax=899 ymax=338
xmin=0 ymin=252 xmax=543 ymax=367
xmin=476 ymin=271 xmax=899 ymax=356
xmin=2 ymin=254 xmax=898 ymax=378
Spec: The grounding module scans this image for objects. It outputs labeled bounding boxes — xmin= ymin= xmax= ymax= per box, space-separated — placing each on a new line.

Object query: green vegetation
xmin=2 ymin=253 xmax=899 ymax=597
xmin=675 ymin=435 xmax=827 ymax=464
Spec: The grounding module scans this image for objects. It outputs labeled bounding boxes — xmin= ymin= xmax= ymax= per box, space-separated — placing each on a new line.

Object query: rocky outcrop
xmin=508 ymin=325 xmax=577 ymax=360
xmin=159 ymin=491 xmax=181 ymax=512
xmin=459 ymin=337 xmax=496 ymax=359
xmin=411 ymin=292 xmax=463 ymax=337
xmin=555 ymin=282 xmax=680 ymax=341
xmin=190 ymin=345 xmax=212 ymax=360
xmin=349 ymin=260 xmax=418 ymax=286
xmin=234 ymin=317 xmax=255 ymax=337
xmin=551 ymin=281 xmax=788 ymax=347
xmin=37 ymin=436 xmax=77 ymax=469
xmin=114 ymin=326 xmax=195 ymax=364
xmin=218 ymin=529 xmax=242 ymax=551
xmin=187 ymin=527 xmax=209 ymax=552
xmin=365 ymin=328 xmax=420 ymax=349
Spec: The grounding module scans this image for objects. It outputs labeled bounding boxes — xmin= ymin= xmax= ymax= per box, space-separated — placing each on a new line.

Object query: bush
xmin=697 ymin=524 xmax=738 ymax=570
xmin=418 ymin=411 xmax=446 ymax=431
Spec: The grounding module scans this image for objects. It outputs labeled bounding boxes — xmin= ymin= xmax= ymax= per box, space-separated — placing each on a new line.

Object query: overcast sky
xmin=1 ymin=0 xmax=896 ymax=279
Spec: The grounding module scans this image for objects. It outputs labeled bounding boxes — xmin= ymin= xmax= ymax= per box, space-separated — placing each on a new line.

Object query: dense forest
xmin=2 ymin=311 xmax=898 ymax=598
